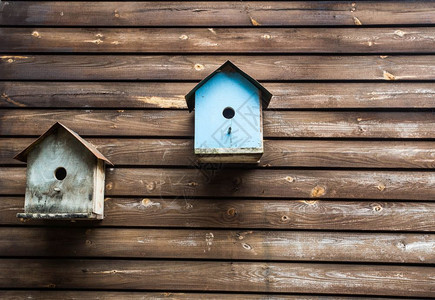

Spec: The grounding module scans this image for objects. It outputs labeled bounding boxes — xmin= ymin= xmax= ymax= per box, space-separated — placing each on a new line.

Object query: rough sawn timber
xmin=1 ymin=1 xmax=434 ymax=26
xmin=2 ymin=197 xmax=435 ymax=231
xmin=1 ymin=138 xmax=434 ymax=169
xmin=2 ymin=28 xmax=435 ymax=54
xmin=0 ymin=227 xmax=433 ymax=263
xmin=2 ymin=168 xmax=435 ymax=200
xmin=1 ymin=259 xmax=434 ymax=297
xmin=2 ymin=82 xmax=435 ymax=109
xmin=1 ymin=110 xmax=434 ymax=139
xmin=1 ymin=55 xmax=434 ymax=81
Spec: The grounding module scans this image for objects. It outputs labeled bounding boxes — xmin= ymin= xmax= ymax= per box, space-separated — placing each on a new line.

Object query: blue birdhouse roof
xmin=185 ymin=60 xmax=272 ymax=112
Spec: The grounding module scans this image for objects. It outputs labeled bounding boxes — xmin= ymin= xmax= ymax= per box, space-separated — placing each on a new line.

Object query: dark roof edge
xmin=185 ymin=60 xmax=273 ymax=112
xmin=14 ymin=122 xmax=113 ymax=165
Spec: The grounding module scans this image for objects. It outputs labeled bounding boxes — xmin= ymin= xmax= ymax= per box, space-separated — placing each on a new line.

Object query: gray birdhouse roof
xmin=185 ymin=60 xmax=273 ymax=112
xmin=14 ymin=122 xmax=113 ymax=165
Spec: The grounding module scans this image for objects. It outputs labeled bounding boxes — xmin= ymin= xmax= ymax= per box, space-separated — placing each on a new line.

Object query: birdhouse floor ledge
xmin=17 ymin=213 xmax=103 ymax=220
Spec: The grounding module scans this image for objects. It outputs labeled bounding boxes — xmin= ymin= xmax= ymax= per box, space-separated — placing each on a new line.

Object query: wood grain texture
xmin=0 ymin=291 xmax=407 ymax=300
xmin=2 ymin=0 xmax=435 ymax=297
xmin=2 ymin=138 xmax=434 ymax=169
xmin=2 ymin=82 xmax=435 ymax=109
xmin=1 ymin=109 xmax=434 ymax=139
xmin=1 ymin=227 xmax=433 ymax=263
xmin=1 ymin=1 xmax=434 ymax=26
xmin=2 ymin=168 xmax=435 ymax=200
xmin=3 ymin=197 xmax=435 ymax=231
xmin=1 ymin=55 xmax=434 ymax=81
xmin=3 ymin=28 xmax=435 ymax=53
xmin=1 ymin=259 xmax=434 ymax=297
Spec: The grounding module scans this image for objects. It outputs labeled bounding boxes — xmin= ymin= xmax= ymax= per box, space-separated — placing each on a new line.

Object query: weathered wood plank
xmin=0 ymin=291 xmax=407 ymax=300
xmin=2 ymin=82 xmax=435 ymax=109
xmin=1 ymin=259 xmax=434 ymax=297
xmin=2 ymin=168 xmax=435 ymax=200
xmin=3 ymin=28 xmax=435 ymax=54
xmin=1 ymin=110 xmax=434 ymax=139
xmin=1 ymin=1 xmax=434 ymax=26
xmin=1 ymin=227 xmax=433 ymax=263
xmin=3 ymin=197 xmax=435 ymax=231
xmin=2 ymin=138 xmax=434 ymax=169
xmin=1 ymin=55 xmax=434 ymax=81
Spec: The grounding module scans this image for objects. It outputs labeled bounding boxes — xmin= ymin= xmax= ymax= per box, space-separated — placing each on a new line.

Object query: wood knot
xmin=285 ymin=176 xmax=294 ymax=183
xmin=194 ymin=63 xmax=204 ymax=71
xmin=373 ymin=204 xmax=383 ymax=212
xmin=146 ymin=182 xmax=156 ymax=191
xmin=310 ymin=185 xmax=326 ymax=198
xmin=394 ymin=30 xmax=405 ymax=37
xmin=242 ymin=243 xmax=252 ymax=250
xmin=85 ymin=239 xmax=92 ymax=246
xmin=31 ymin=31 xmax=41 ymax=38
xmin=7 ymin=58 xmax=14 ymax=63
xmin=105 ymin=182 xmax=113 ymax=191
xmin=397 ymin=241 xmax=406 ymax=249
xmin=233 ymin=177 xmax=242 ymax=186
xmin=377 ymin=183 xmax=386 ymax=191
xmin=187 ymin=181 xmax=199 ymax=187
xmin=262 ymin=34 xmax=271 ymax=39
xmin=179 ymin=34 xmax=189 ymax=40
xmin=302 ymin=200 xmax=318 ymax=206
xmin=47 ymin=283 xmax=56 ymax=288
xmin=114 ymin=10 xmax=120 ymax=18
xmin=281 ymin=215 xmax=289 ymax=222
xmin=227 ymin=207 xmax=237 ymax=217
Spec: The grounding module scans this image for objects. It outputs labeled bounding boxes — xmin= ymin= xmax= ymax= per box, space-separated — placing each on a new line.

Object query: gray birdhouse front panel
xmin=24 ymin=128 xmax=97 ymax=215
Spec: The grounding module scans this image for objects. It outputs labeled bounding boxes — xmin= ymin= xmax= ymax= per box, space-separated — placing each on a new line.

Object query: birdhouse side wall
xmin=24 ymin=129 xmax=96 ymax=214
xmin=92 ymin=159 xmax=105 ymax=219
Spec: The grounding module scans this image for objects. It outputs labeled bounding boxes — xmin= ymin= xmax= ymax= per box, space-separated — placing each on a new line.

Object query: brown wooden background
xmin=1 ymin=1 xmax=435 ymax=299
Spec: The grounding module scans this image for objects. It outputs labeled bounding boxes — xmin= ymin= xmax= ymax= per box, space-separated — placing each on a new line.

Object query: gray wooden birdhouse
xmin=185 ymin=60 xmax=272 ymax=163
xmin=14 ymin=122 xmax=113 ymax=220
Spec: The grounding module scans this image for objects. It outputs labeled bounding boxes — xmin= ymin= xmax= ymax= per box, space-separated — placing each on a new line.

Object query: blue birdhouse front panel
xmin=194 ymin=70 xmax=263 ymax=162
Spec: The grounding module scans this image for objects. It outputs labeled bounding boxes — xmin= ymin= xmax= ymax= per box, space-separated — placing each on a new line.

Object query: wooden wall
xmin=1 ymin=1 xmax=435 ymax=299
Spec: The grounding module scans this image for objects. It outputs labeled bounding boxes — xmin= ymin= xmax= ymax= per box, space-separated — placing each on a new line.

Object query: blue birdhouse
xmin=185 ymin=61 xmax=272 ymax=163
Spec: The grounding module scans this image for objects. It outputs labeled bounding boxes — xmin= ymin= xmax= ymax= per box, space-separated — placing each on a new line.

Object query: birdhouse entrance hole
xmin=223 ymin=107 xmax=235 ymax=119
xmin=55 ymin=167 xmax=67 ymax=180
